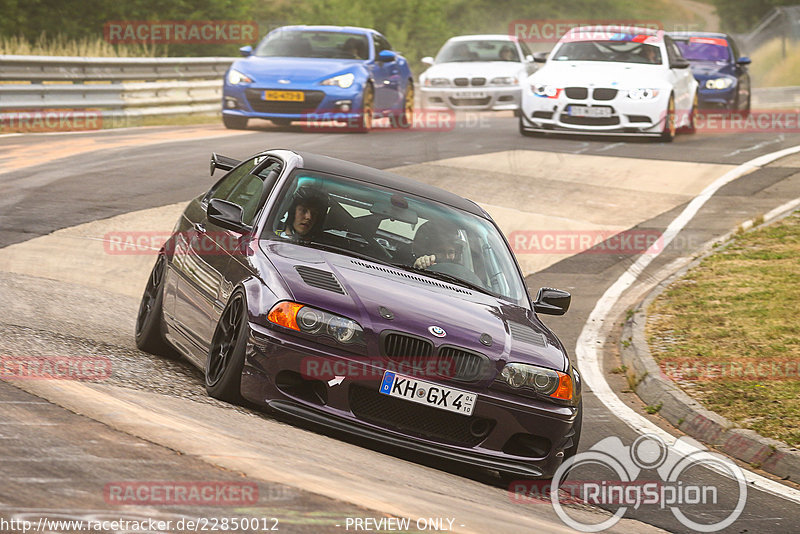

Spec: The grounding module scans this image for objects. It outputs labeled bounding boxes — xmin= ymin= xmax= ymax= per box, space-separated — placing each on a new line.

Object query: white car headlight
xmin=532 ymin=83 xmax=561 ymax=98
xmin=490 ymin=76 xmax=516 ymax=86
xmin=321 ymin=73 xmax=355 ymax=89
xmin=424 ymin=77 xmax=450 ymax=87
xmin=627 ymin=88 xmax=660 ymax=100
xmin=705 ymin=77 xmax=734 ymax=90
xmin=226 ymin=69 xmax=252 ymax=85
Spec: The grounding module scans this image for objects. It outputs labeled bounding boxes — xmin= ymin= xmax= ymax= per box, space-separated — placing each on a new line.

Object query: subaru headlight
xmin=268 ymin=301 xmax=364 ymax=345
xmin=496 ymin=363 xmax=573 ymax=400
xmin=321 ymin=73 xmax=355 ymax=89
xmin=627 ymin=88 xmax=660 ymax=100
xmin=490 ymin=76 xmax=516 ymax=86
xmin=227 ymin=69 xmax=253 ymax=85
xmin=532 ymin=83 xmax=561 ymax=98
xmin=705 ymin=77 xmax=734 ymax=90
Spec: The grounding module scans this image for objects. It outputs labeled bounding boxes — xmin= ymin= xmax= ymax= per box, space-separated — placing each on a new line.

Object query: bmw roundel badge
xmin=428 ymin=325 xmax=446 ymax=337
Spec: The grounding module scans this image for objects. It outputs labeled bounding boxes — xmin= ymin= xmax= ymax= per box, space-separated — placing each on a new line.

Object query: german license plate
xmin=568 ymin=105 xmax=611 ymax=118
xmin=379 ymin=371 xmax=476 ymax=416
xmin=264 ymin=90 xmax=304 ymax=102
xmin=455 ymin=91 xmax=486 ymax=99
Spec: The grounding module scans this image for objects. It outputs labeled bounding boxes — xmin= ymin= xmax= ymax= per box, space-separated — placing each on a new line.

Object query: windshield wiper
xmin=302 ymin=241 xmax=395 ymax=267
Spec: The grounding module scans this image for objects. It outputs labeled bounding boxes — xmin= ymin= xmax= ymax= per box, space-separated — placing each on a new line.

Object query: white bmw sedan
xmin=519 ymin=26 xmax=698 ymax=141
xmin=419 ymin=35 xmax=536 ymax=112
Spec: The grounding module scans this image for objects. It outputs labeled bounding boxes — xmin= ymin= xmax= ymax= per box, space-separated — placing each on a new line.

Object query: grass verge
xmin=647 ymin=211 xmax=800 ymax=447
xmin=748 ymin=38 xmax=800 ymax=88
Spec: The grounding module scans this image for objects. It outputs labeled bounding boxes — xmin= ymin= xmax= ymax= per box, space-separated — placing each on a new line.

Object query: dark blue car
xmin=668 ymin=32 xmax=751 ymax=113
xmin=222 ymin=25 xmax=414 ymax=132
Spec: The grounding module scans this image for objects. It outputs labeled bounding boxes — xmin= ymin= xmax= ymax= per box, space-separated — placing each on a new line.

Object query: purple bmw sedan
xmin=135 ymin=149 xmax=581 ymax=480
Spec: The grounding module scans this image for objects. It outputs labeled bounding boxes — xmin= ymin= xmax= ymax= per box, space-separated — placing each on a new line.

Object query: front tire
xmin=660 ymin=94 xmax=676 ymax=142
xmin=356 ymin=84 xmax=374 ymax=133
xmin=223 ymin=114 xmax=248 ymax=130
xmin=135 ymin=255 xmax=174 ymax=357
xmin=205 ymin=291 xmax=249 ymax=403
xmin=396 ymin=82 xmax=414 ymax=128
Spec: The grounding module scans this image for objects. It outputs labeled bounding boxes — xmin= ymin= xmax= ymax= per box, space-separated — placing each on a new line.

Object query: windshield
xmin=553 ymin=41 xmax=662 ymax=64
xmin=436 ymin=40 xmax=520 ymax=63
xmin=254 ymin=30 xmax=369 ymax=60
xmin=674 ymin=37 xmax=731 ymax=61
xmin=264 ymin=170 xmax=528 ymax=306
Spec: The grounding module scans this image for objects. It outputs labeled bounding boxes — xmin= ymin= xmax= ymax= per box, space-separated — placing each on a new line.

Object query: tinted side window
xmin=206 ymin=156 xmax=280 ymax=226
xmin=519 ymin=41 xmax=533 ymax=59
xmin=207 ymin=157 xmax=260 ymax=202
xmin=728 ymin=37 xmax=740 ymax=62
xmin=664 ymin=37 xmax=680 ymax=65
xmin=373 ymin=34 xmax=391 ymax=57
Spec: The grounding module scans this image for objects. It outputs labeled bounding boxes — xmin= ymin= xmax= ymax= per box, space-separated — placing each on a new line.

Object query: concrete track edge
xmin=620 ymin=197 xmax=800 ymax=483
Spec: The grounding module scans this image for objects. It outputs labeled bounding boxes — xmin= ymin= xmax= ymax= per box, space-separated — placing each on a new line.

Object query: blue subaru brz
xmin=222 ymin=25 xmax=414 ymax=132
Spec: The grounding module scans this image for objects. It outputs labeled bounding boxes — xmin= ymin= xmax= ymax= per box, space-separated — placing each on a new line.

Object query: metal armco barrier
xmin=752 ymin=86 xmax=800 ymax=109
xmin=0 ymin=55 xmax=234 ymax=118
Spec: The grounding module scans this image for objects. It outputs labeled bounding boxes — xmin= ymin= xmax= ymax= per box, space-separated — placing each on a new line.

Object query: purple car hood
xmin=262 ymin=241 xmax=568 ymax=372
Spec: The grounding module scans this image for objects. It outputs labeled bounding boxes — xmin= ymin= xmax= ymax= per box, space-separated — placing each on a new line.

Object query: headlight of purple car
xmin=268 ymin=301 xmax=365 ymax=346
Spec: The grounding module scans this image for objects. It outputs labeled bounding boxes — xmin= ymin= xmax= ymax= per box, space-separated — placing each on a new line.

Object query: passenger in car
xmin=499 ymin=45 xmax=516 ymax=61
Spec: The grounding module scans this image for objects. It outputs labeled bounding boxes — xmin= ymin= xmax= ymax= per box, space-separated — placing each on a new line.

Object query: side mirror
xmin=533 ymin=51 xmax=549 ymax=63
xmin=207 ymin=198 xmax=250 ymax=233
xmin=736 ymin=56 xmax=751 ymax=65
xmin=239 ymin=45 xmax=253 ymax=57
xmin=670 ymin=57 xmax=691 ymax=69
xmin=525 ymin=54 xmax=534 ymax=62
xmin=533 ymin=287 xmax=571 ymax=316
xmin=378 ymin=49 xmax=397 ymax=63
xmin=421 ymin=56 xmax=435 ymax=66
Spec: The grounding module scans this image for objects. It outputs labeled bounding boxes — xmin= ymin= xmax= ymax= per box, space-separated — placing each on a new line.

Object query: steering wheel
xmin=366 ymin=236 xmax=393 ymax=260
xmin=427 ymin=262 xmax=485 ymax=287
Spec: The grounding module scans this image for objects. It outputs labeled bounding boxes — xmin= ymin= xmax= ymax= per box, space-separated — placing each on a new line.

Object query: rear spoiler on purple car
xmin=210 ymin=153 xmax=241 ymax=176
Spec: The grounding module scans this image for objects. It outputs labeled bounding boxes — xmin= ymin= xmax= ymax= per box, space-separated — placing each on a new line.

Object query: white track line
xmin=576 ymin=144 xmax=800 ymax=504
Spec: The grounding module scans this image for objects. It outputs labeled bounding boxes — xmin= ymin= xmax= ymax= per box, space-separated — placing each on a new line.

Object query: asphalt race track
xmin=1 ymin=116 xmax=800 ymax=533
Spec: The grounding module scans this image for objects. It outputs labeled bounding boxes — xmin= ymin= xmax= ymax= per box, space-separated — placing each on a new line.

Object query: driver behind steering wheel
xmin=412 ymin=221 xmax=463 ymax=270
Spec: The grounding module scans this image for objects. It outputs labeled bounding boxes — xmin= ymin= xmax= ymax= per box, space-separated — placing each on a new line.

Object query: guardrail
xmin=2 ymin=54 xmax=800 ymax=129
xmin=752 ymin=86 xmax=800 ymax=109
xmin=0 ymin=55 xmax=234 ymax=120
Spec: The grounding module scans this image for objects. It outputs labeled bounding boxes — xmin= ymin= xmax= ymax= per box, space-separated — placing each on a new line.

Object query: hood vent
xmin=294 ymin=265 xmax=345 ymax=295
xmin=508 ymin=322 xmax=547 ymax=347
xmin=349 ymin=260 xmax=472 ymax=295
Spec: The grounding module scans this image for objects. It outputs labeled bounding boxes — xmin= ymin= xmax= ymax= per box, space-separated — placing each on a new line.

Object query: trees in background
xmin=3 ymin=0 xmax=794 ymax=58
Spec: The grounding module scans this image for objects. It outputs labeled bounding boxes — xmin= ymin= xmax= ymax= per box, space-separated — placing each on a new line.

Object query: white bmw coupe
xmin=419 ymin=34 xmax=536 ymax=113
xmin=519 ymin=26 xmax=698 ymax=141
